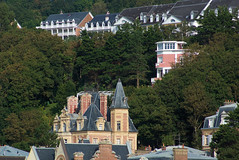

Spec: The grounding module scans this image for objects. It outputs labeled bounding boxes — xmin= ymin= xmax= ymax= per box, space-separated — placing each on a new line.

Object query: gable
xmin=162 ymin=15 xmax=182 ymax=25
xmin=114 ymin=17 xmax=133 ymax=26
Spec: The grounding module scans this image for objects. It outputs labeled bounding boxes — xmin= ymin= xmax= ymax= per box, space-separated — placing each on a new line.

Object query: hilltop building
xmin=85 ymin=12 xmax=119 ymax=33
xmin=151 ymin=41 xmax=186 ymax=84
xmin=28 ymin=139 xmax=130 ymax=160
xmin=53 ymin=79 xmax=138 ymax=153
xmin=36 ymin=11 xmax=93 ymax=40
xmin=201 ymin=101 xmax=237 ymax=154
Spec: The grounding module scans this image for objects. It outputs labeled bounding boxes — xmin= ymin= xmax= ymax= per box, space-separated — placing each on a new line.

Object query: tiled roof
xmin=110 ymin=79 xmax=129 ymax=109
xmin=168 ymin=0 xmax=210 ymax=21
xmin=36 ymin=148 xmax=55 ymax=160
xmin=202 ymin=103 xmax=237 ymax=129
xmin=119 ymin=5 xmax=154 ymax=20
xmin=0 ymin=146 xmax=28 ymax=157
xmin=128 ymin=145 xmax=217 ymax=160
xmin=65 ymin=143 xmax=129 ymax=160
xmin=45 ymin=12 xmax=89 ymax=24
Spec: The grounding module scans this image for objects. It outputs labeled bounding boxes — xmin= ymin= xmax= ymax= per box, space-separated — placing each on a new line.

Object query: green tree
xmin=0 ymin=2 xmax=15 ymax=32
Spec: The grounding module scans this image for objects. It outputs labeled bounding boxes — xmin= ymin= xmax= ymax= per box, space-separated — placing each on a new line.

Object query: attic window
xmin=215 ymin=9 xmax=218 ymax=16
xmin=156 ymin=14 xmax=159 ymax=22
xmin=140 ymin=13 xmax=143 ymax=21
xmin=171 ymin=19 xmax=175 ymax=23
xmin=99 ymin=124 xmax=103 ymax=130
xmin=150 ymin=15 xmax=153 ymax=23
xmin=229 ymin=7 xmax=232 ymax=14
xmin=143 ymin=15 xmax=147 ymax=23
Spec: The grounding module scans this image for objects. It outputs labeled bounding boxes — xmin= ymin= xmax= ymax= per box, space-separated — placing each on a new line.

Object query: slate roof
xmin=82 ymin=103 xmax=111 ymax=131
xmin=119 ymin=5 xmax=155 ymax=21
xmin=87 ymin=13 xmax=118 ymax=26
xmin=0 ymin=146 xmax=28 ymax=158
xmin=44 ymin=12 xmax=89 ymax=24
xmin=128 ymin=145 xmax=217 ymax=160
xmin=209 ymin=0 xmax=239 ymax=9
xmin=110 ymin=79 xmax=130 ymax=109
xmin=168 ymin=0 xmax=210 ymax=21
xmin=202 ymin=103 xmax=237 ymax=129
xmin=65 ymin=143 xmax=130 ymax=160
xmin=0 ymin=157 xmax=25 ymax=160
xmin=35 ymin=148 xmax=55 ymax=160
xmin=129 ymin=117 xmax=138 ymax=132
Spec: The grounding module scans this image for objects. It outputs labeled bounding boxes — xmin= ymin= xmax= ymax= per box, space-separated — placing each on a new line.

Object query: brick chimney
xmin=93 ymin=140 xmax=117 ymax=160
xmin=74 ymin=152 xmax=84 ymax=160
xmin=67 ymin=96 xmax=78 ymax=114
xmin=173 ymin=147 xmax=188 ymax=160
xmin=80 ymin=93 xmax=92 ymax=115
xmin=100 ymin=93 xmax=108 ymax=120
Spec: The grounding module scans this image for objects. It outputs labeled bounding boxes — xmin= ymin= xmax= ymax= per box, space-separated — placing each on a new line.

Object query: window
xmin=158 ymin=57 xmax=163 ymax=63
xmin=63 ymin=123 xmax=66 ymax=132
xmin=117 ymin=121 xmax=121 ymax=131
xmin=165 ymin=43 xmax=175 ymax=49
xmin=93 ymin=138 xmax=98 ymax=144
xmin=53 ymin=29 xmax=57 ymax=34
xmin=117 ymin=138 xmax=121 ymax=144
xmin=99 ymin=124 xmax=103 ymax=130
xmin=150 ymin=15 xmax=153 ymax=23
xmin=156 ymin=14 xmax=159 ymax=22
xmin=140 ymin=13 xmax=143 ymax=21
xmin=58 ymin=29 xmax=62 ymax=33
xmin=79 ymin=123 xmax=81 ymax=130
xmin=143 ymin=15 xmax=147 ymax=23
xmin=64 ymin=139 xmax=67 ymax=143
xmin=165 ymin=69 xmax=170 ymax=74
xmin=158 ymin=43 xmax=163 ymax=50
xmin=55 ymin=125 xmax=58 ymax=132
xmin=69 ymin=29 xmax=73 ymax=33
xmin=64 ymin=29 xmax=67 ymax=33
xmin=171 ymin=19 xmax=175 ymax=22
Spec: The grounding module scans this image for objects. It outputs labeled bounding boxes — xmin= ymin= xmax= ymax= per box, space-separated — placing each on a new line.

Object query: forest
xmin=1 ymin=2 xmax=239 ymax=159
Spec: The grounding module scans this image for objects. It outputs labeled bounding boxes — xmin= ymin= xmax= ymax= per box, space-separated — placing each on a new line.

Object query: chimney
xmin=74 ymin=152 xmax=84 ymax=160
xmin=67 ymin=96 xmax=79 ymax=114
xmin=100 ymin=93 xmax=108 ymax=120
xmin=162 ymin=143 xmax=166 ymax=151
xmin=80 ymin=93 xmax=92 ymax=115
xmin=94 ymin=140 xmax=117 ymax=160
xmin=173 ymin=147 xmax=188 ymax=160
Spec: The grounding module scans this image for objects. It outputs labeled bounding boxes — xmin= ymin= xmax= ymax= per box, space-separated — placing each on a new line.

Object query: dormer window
xmin=143 ymin=15 xmax=147 ymax=23
xmin=156 ymin=14 xmax=159 ymax=22
xmin=150 ymin=15 xmax=153 ymax=23
xmin=190 ymin=11 xmax=194 ymax=20
xmin=229 ymin=7 xmax=232 ymax=14
xmin=99 ymin=124 xmax=103 ymax=130
xmin=102 ymin=22 xmax=105 ymax=27
xmin=91 ymin=23 xmax=93 ymax=28
xmin=215 ymin=8 xmax=218 ymax=16
xmin=171 ymin=19 xmax=175 ymax=23
xmin=140 ymin=13 xmax=143 ymax=21
xmin=63 ymin=123 xmax=66 ymax=132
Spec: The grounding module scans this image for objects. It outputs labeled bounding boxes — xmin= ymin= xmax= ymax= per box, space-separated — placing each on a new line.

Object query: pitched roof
xmin=209 ymin=0 xmax=239 ymax=9
xmin=0 ymin=146 xmax=28 ymax=158
xmin=87 ymin=13 xmax=118 ymax=25
xmin=45 ymin=12 xmax=90 ymax=24
xmin=168 ymin=0 xmax=210 ymax=21
xmin=35 ymin=148 xmax=55 ymax=160
xmin=0 ymin=157 xmax=25 ymax=160
xmin=82 ymin=103 xmax=111 ymax=131
xmin=129 ymin=117 xmax=138 ymax=132
xmin=202 ymin=103 xmax=237 ymax=129
xmin=65 ymin=143 xmax=129 ymax=160
xmin=128 ymin=145 xmax=217 ymax=160
xmin=110 ymin=79 xmax=129 ymax=109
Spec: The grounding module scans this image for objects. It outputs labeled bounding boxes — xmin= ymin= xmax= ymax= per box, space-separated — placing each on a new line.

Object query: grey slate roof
xmin=0 ymin=146 xmax=28 ymax=158
xmin=44 ymin=12 xmax=89 ymax=24
xmin=65 ymin=143 xmax=130 ymax=160
xmin=36 ymin=148 xmax=55 ymax=160
xmin=202 ymin=103 xmax=237 ymax=129
xmin=128 ymin=145 xmax=217 ymax=160
xmin=129 ymin=117 xmax=138 ymax=132
xmin=209 ymin=0 xmax=239 ymax=9
xmin=110 ymin=79 xmax=129 ymax=109
xmin=168 ymin=0 xmax=210 ymax=21
xmin=87 ymin=13 xmax=118 ymax=26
